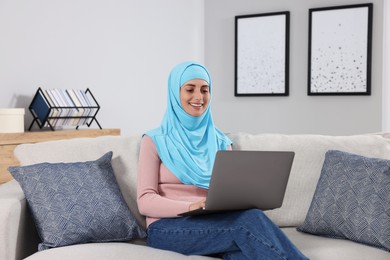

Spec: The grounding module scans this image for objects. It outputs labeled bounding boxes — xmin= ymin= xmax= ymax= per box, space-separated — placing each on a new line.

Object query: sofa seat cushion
xmin=282 ymin=228 xmax=390 ymax=260
xmin=24 ymin=242 xmax=220 ymax=260
xmin=23 ymin=229 xmax=390 ymax=260
xmin=227 ymin=133 xmax=390 ymax=227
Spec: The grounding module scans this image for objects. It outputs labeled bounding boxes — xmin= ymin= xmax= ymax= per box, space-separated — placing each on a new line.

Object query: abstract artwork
xmin=308 ymin=4 xmax=373 ymax=95
xmin=235 ymin=12 xmax=290 ymax=96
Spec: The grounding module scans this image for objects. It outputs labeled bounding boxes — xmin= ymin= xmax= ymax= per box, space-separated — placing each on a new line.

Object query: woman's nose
xmin=194 ymin=90 xmax=202 ymax=99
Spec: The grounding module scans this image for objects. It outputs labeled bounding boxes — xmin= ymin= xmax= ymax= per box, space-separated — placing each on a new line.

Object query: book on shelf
xmin=29 ymin=91 xmax=51 ymax=126
xmin=53 ymin=89 xmax=67 ymax=126
xmin=74 ymin=89 xmax=92 ymax=125
xmin=66 ymin=89 xmax=85 ymax=126
xmin=28 ymin=87 xmax=101 ymax=131
xmin=42 ymin=90 xmax=59 ymax=126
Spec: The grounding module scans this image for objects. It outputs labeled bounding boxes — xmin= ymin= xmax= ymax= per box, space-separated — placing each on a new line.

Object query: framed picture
xmin=235 ymin=12 xmax=290 ymax=96
xmin=308 ymin=4 xmax=373 ymax=95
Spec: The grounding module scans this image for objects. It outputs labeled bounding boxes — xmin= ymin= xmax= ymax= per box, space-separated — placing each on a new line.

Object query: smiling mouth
xmin=190 ymin=103 xmax=203 ymax=107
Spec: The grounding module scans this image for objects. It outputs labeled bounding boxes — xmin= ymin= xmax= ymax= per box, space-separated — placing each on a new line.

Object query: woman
xmin=137 ymin=61 xmax=308 ymax=259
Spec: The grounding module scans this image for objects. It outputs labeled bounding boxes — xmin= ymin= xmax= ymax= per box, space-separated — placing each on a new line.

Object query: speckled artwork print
xmin=310 ymin=8 xmax=368 ymax=93
xmin=237 ymin=15 xmax=286 ymax=94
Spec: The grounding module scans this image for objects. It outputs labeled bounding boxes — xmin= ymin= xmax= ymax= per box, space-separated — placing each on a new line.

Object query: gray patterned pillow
xmin=9 ymin=151 xmax=146 ymax=251
xmin=297 ymin=150 xmax=390 ymax=251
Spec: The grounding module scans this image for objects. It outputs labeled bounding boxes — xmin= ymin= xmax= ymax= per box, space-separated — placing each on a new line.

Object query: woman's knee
xmin=232 ymin=209 xmax=275 ymax=230
xmin=239 ymin=209 xmax=267 ymax=221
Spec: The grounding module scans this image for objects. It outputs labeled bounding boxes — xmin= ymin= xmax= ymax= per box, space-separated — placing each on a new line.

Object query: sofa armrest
xmin=0 ymin=180 xmax=40 ymax=260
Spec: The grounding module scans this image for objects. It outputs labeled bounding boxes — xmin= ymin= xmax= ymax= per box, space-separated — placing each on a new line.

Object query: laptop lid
xmin=179 ymin=150 xmax=294 ymax=216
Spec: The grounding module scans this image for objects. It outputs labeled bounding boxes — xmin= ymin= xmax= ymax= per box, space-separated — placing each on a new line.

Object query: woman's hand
xmin=188 ymin=199 xmax=206 ymax=211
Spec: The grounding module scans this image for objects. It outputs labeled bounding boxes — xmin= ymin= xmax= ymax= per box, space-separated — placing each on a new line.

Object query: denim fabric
xmin=147 ymin=209 xmax=308 ymax=260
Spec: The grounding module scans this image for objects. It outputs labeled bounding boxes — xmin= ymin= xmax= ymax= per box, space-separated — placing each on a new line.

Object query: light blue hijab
xmin=146 ymin=61 xmax=232 ymax=189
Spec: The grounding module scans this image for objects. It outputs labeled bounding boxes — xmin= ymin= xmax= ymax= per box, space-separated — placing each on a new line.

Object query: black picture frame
xmin=308 ymin=4 xmax=373 ymax=95
xmin=235 ymin=12 xmax=290 ymax=96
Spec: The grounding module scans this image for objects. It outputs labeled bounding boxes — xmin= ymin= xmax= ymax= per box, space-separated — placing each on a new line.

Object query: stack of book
xmin=29 ymin=88 xmax=100 ymax=129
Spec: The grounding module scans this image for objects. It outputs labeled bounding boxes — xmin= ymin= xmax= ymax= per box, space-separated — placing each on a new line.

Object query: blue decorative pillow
xmin=297 ymin=150 xmax=390 ymax=251
xmin=9 ymin=151 xmax=146 ymax=250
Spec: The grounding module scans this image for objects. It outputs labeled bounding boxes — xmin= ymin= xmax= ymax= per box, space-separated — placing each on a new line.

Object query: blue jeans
xmin=146 ymin=209 xmax=308 ymax=260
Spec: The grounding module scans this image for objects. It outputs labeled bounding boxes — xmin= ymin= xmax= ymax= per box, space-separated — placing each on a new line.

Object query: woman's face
xmin=180 ymin=79 xmax=210 ymax=117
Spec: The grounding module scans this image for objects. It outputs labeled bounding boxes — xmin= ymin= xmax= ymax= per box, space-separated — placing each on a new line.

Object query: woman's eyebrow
xmin=183 ymin=83 xmax=209 ymax=88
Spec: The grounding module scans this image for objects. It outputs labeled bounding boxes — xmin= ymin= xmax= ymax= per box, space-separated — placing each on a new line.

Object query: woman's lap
xmin=146 ymin=209 xmax=308 ymax=260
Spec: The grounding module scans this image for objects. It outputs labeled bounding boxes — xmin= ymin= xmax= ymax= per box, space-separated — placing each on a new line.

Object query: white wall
xmin=0 ymin=0 xmax=204 ymax=136
xmin=205 ymin=0 xmax=384 ymax=135
xmin=383 ymin=0 xmax=390 ymax=132
xmin=0 ymin=0 xmax=387 ymax=136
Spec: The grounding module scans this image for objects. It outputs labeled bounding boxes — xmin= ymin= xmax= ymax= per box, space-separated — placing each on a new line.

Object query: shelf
xmin=29 ymin=88 xmax=102 ymax=131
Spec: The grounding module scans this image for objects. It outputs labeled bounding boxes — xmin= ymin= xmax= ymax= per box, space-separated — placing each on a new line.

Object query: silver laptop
xmin=179 ymin=150 xmax=294 ymax=216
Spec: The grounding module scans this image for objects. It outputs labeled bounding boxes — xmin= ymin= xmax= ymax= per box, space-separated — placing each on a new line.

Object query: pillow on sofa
xmin=297 ymin=150 xmax=390 ymax=251
xmin=8 ymin=151 xmax=146 ymax=251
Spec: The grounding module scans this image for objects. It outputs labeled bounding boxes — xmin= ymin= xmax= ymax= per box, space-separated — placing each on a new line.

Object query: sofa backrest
xmin=13 ymin=133 xmax=390 ymax=229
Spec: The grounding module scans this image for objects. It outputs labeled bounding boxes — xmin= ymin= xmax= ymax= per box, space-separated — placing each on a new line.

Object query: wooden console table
xmin=0 ymin=128 xmax=120 ymax=184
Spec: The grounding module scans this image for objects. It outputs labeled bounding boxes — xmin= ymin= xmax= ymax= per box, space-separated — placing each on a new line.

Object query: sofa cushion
xmin=297 ymin=150 xmax=390 ymax=251
xmin=227 ymin=133 xmax=390 ymax=227
xmin=283 ymin=227 xmax=390 ymax=260
xmin=13 ymin=135 xmax=147 ymax=229
xmin=23 ymin=242 xmax=219 ymax=260
xmin=9 ymin=151 xmax=146 ymax=250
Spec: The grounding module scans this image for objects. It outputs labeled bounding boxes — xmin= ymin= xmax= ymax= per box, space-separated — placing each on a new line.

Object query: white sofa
xmin=1 ymin=133 xmax=390 ymax=260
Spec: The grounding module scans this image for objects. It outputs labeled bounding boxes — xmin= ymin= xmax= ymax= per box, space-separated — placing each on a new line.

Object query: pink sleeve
xmin=137 ymin=135 xmax=191 ymax=218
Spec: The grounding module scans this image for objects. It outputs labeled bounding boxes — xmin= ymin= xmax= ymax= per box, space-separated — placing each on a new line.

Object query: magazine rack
xmin=28 ymin=88 xmax=102 ymax=131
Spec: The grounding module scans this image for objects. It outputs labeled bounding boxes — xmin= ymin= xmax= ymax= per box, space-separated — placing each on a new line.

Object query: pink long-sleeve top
xmin=137 ymin=135 xmax=231 ymax=227
xmin=137 ymin=135 xmax=207 ymax=227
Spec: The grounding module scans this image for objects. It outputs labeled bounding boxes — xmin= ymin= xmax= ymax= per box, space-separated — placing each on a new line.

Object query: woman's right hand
xmin=188 ymin=199 xmax=206 ymax=211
